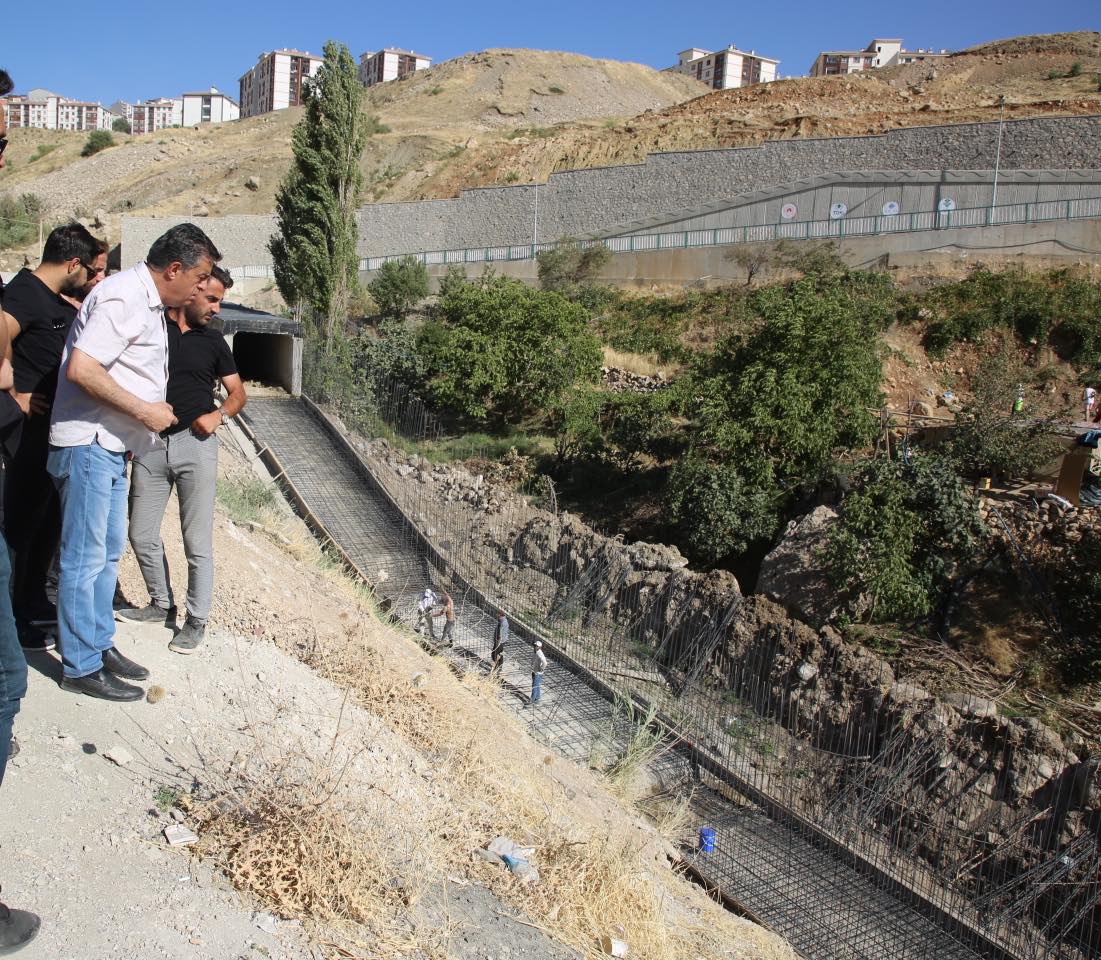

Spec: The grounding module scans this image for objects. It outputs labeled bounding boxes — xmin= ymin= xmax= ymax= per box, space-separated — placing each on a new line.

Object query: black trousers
xmin=4 ymin=417 xmax=59 ymax=621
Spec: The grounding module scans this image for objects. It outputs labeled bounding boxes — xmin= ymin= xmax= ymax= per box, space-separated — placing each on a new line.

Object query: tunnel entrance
xmin=216 ymin=303 xmax=303 ymax=395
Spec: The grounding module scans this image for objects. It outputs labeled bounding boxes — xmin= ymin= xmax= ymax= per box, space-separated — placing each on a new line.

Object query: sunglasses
xmin=80 ymin=261 xmax=105 ymax=279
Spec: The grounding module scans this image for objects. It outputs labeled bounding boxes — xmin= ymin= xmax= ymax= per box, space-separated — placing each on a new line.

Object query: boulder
xmin=755 ymin=505 xmax=839 ymax=627
xmin=244 ymin=175 xmax=262 ymax=191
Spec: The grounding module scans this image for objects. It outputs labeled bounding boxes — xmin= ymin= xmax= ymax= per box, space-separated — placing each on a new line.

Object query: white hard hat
xmin=534 ymin=640 xmax=542 ymax=648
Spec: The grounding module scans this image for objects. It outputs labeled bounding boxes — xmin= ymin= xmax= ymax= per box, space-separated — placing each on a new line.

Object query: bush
xmin=536 ymin=240 xmax=610 ymax=294
xmin=941 ymin=346 xmax=1063 ymax=480
xmin=822 ymin=454 xmax=987 ymax=622
xmin=81 ymin=130 xmax=115 ymax=157
xmin=603 ymin=391 xmax=673 ymax=467
xmin=367 ymin=256 xmax=429 ymax=319
xmin=27 ymin=143 xmax=57 ymax=163
xmin=666 ymin=456 xmax=781 ymax=563
xmin=1069 ymin=60 xmax=1083 ymax=77
xmin=549 ymin=387 xmax=604 ymax=466
xmin=111 ymin=117 xmax=131 ymax=133
xmin=0 ymin=193 xmax=43 ymax=250
xmin=1049 ymin=530 xmax=1101 ymax=684
xmin=418 ymin=275 xmax=602 ymax=421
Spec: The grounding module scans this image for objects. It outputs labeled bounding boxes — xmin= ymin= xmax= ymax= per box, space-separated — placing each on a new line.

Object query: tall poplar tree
xmin=270 ymin=41 xmax=366 ymax=347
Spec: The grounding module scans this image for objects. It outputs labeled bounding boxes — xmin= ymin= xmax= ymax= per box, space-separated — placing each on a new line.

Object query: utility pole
xmin=532 ymin=183 xmax=539 ymax=246
xmin=991 ymin=95 xmax=1006 ymax=217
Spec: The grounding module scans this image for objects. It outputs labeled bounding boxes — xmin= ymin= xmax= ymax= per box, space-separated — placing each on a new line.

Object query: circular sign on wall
xmin=781 ymin=202 xmax=798 ymax=220
xmin=882 ymin=201 xmax=900 ymax=217
xmin=829 ymin=202 xmax=848 ymax=220
xmin=938 ymin=197 xmax=956 ymax=213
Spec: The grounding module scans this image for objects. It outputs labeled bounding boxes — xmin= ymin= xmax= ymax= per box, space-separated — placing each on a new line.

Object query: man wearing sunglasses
xmin=3 ymin=223 xmax=103 ymax=649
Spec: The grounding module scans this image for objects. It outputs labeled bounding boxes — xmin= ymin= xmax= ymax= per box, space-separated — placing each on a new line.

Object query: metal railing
xmin=225 ymin=194 xmax=1101 ymax=280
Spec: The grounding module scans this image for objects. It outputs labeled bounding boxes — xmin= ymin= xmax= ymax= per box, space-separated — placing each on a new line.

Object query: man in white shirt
xmin=530 ymin=640 xmax=547 ymax=704
xmin=48 ymin=223 xmax=220 ymax=702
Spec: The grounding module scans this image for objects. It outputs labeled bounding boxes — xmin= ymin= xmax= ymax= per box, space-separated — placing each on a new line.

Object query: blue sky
xmin=3 ymin=0 xmax=1096 ymax=105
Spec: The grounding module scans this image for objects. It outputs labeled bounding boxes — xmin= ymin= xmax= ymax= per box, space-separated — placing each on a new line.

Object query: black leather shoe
xmin=60 ymin=668 xmax=143 ymax=702
xmin=101 ymin=647 xmax=150 ymax=681
xmin=0 ymin=899 xmax=40 ymax=952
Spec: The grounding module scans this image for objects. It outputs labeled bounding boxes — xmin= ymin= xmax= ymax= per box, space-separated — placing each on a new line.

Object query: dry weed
xmin=602 ymin=346 xmax=670 ymax=377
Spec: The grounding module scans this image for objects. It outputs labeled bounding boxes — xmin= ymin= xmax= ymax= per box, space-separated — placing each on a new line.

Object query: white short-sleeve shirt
xmin=49 ymin=262 xmax=169 ymax=456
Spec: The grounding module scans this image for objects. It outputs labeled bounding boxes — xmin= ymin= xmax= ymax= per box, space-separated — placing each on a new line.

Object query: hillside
xmin=0 ymin=31 xmax=1098 ymax=274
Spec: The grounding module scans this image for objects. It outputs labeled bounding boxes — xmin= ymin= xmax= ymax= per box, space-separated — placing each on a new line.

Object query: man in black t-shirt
xmin=3 ymin=222 xmax=102 ymax=648
xmin=118 ymin=266 xmax=246 ymax=654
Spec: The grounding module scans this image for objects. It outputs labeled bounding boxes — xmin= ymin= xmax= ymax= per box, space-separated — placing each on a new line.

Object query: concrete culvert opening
xmin=216 ymin=304 xmax=303 ymax=395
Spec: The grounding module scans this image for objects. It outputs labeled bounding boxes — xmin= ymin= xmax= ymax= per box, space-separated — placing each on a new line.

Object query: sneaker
xmin=17 ymin=622 xmax=55 ymax=652
xmin=169 ymin=617 xmax=205 ymax=655
xmin=0 ymin=899 xmax=40 ymax=952
xmin=115 ymin=602 xmax=176 ymax=626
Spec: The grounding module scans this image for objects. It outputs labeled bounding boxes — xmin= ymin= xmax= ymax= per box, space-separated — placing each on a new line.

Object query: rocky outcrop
xmin=601 ymin=367 xmax=673 ymax=393
xmin=755 ymin=505 xmax=840 ymax=627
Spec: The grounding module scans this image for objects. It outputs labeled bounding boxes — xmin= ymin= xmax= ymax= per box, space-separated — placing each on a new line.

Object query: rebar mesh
xmin=241 ymin=385 xmax=1101 ymax=960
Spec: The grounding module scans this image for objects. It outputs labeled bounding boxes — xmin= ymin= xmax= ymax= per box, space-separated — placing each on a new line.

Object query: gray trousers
xmin=128 ymin=430 xmax=219 ymax=623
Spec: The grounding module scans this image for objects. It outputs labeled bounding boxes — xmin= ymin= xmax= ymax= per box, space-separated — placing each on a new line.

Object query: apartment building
xmin=809 ymin=38 xmax=949 ymax=77
xmin=239 ymin=49 xmax=323 ymax=118
xmin=131 ymin=97 xmax=182 ymax=135
xmin=1 ymin=89 xmax=112 ymax=131
xmin=669 ymin=45 xmax=780 ymax=90
xmin=180 ymin=88 xmax=239 ymax=126
xmin=357 ymin=48 xmax=432 ymax=87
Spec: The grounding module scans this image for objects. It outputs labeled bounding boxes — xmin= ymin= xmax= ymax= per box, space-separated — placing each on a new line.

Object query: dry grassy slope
xmin=0 ymin=48 xmax=705 ymax=267
xmin=420 ymin=31 xmax=1101 ymax=196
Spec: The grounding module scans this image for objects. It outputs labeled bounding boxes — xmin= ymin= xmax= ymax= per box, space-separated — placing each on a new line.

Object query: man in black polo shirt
xmin=3 ymin=222 xmax=102 ymax=648
xmin=118 ymin=265 xmax=246 ymax=653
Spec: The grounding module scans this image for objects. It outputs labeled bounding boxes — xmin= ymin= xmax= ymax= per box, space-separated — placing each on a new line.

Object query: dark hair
xmin=146 ymin=222 xmax=221 ymax=271
xmin=41 ymin=222 xmax=100 ymax=267
xmin=210 ymin=264 xmax=234 ymax=290
xmin=0 ymin=70 xmax=12 ymax=98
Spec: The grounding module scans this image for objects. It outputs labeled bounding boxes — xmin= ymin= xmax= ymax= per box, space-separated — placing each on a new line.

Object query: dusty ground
xmin=0 ymin=426 xmax=792 ymax=960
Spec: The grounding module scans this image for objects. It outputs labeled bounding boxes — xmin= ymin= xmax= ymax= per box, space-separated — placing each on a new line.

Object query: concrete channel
xmin=240 ymin=395 xmax=1001 ymax=960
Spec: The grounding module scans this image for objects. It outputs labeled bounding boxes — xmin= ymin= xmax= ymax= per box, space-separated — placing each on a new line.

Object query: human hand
xmin=13 ymin=391 xmax=50 ymax=416
xmin=141 ymin=401 xmax=177 ymax=433
xmin=190 ymin=410 xmax=222 ymax=438
xmin=0 ymin=359 xmax=13 ymax=393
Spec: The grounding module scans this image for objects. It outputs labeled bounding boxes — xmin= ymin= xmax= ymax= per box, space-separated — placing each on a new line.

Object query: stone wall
xmin=121 ymin=115 xmax=1101 ymax=267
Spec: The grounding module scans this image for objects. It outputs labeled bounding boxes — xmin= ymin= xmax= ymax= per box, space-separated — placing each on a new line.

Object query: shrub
xmin=823 ymin=454 xmax=987 ymax=622
xmin=549 ymin=387 xmax=604 ymax=466
xmin=1049 ymin=529 xmax=1101 ymax=684
xmin=111 ymin=117 xmax=131 ymax=133
xmin=537 ymin=240 xmax=610 ymax=294
xmin=666 ymin=456 xmax=781 ymax=563
xmin=548 ymin=85 xmax=565 ymax=94
xmin=81 ymin=130 xmax=115 ymax=157
xmin=1069 ymin=60 xmax=1083 ymax=77
xmin=367 ymin=256 xmax=429 ymax=319
xmin=941 ymin=346 xmax=1063 ymax=480
xmin=503 ymin=171 xmax=520 ymax=183
xmin=604 ymin=391 xmax=673 ymax=467
xmin=0 ymin=193 xmax=43 ymax=250
xmin=27 ymin=143 xmax=57 ymax=163
xmin=363 ymin=115 xmax=391 ymax=135
xmin=418 ymin=275 xmax=602 ymax=421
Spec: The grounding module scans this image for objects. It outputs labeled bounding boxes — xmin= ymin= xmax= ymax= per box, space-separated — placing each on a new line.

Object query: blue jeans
xmin=47 ymin=442 xmax=129 ymax=679
xmin=0 ymin=530 xmax=26 ymax=786
xmin=531 ymin=672 xmax=543 ymax=703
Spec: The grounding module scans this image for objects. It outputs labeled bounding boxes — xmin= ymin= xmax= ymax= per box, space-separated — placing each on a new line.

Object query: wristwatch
xmin=218 ymin=408 xmax=233 ymax=423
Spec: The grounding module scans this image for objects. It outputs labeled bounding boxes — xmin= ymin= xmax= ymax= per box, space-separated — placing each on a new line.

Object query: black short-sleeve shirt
xmin=164 ymin=319 xmax=237 ymax=435
xmin=4 ymin=268 xmax=77 ymax=397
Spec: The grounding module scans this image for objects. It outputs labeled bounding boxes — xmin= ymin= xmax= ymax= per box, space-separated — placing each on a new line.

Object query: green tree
xmin=0 ymin=193 xmax=42 ymax=250
xmin=823 ymin=454 xmax=987 ymax=622
xmin=537 ymin=240 xmax=610 ymax=294
xmin=81 ymin=131 xmax=115 ymax=157
xmin=417 ymin=276 xmax=602 ymax=421
xmin=270 ymin=40 xmax=367 ymax=347
xmin=942 ymin=346 xmax=1063 ymax=481
xmin=549 ymin=387 xmax=604 ymax=466
xmin=1049 ymin=529 xmax=1101 ymax=684
xmin=367 ymin=256 xmax=429 ymax=319
xmin=604 ymin=391 xmax=673 ymax=467
xmin=111 ymin=117 xmax=131 ymax=133
xmin=668 ymin=271 xmax=891 ymax=560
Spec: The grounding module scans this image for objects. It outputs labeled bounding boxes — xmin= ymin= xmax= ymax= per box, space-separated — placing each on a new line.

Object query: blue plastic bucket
xmin=698 ymin=826 xmax=717 ymax=854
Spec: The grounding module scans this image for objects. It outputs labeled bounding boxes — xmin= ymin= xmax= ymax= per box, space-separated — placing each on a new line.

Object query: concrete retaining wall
xmin=121 ymin=115 xmax=1101 ymax=268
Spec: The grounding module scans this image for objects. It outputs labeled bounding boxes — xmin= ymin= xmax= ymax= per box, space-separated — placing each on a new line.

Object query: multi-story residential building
xmin=131 ymin=97 xmax=182 ymax=135
xmin=809 ymin=39 xmax=949 ymax=77
xmin=180 ymin=87 xmax=239 ymax=126
xmin=1 ymin=89 xmax=113 ymax=131
xmin=238 ymin=49 xmax=324 ymax=119
xmin=357 ymin=48 xmax=432 ymax=87
xmin=669 ymin=45 xmax=780 ymax=90
xmin=108 ymin=100 xmax=135 ymax=124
